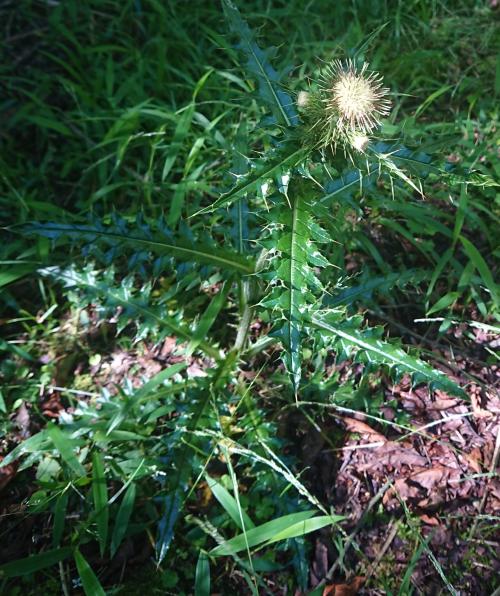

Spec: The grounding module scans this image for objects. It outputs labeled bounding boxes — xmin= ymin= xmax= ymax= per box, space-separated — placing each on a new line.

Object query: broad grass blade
xmin=74 ymin=549 xmax=106 ymax=596
xmin=92 ymin=452 xmax=109 ymax=557
xmin=111 ymin=482 xmax=136 ymax=558
xmin=195 ymin=551 xmax=210 ymax=596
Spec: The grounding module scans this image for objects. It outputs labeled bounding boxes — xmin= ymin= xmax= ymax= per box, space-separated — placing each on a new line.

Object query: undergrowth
xmin=1 ymin=0 xmax=498 ymax=594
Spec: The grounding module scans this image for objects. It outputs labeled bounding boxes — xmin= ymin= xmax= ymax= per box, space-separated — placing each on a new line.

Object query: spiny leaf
xmin=156 ymin=358 xmax=237 ymax=563
xmin=325 ymin=269 xmax=429 ymax=308
xmin=310 ymin=314 xmax=464 ymax=396
xmin=20 ymin=219 xmax=254 ymax=274
xmin=261 ymin=181 xmax=331 ymax=390
xmin=221 ymin=0 xmax=299 ymax=128
xmin=39 ymin=266 xmax=221 ymax=359
xmin=194 ymin=144 xmax=306 ymax=215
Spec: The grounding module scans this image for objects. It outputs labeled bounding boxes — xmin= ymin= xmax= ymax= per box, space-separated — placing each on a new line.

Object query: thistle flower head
xmin=322 ymin=59 xmax=391 ymax=134
xmin=298 ymin=58 xmax=391 ymax=155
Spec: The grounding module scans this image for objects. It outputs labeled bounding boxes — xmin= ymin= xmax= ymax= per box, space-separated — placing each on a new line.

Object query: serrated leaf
xmin=21 ymin=221 xmax=253 ymax=274
xmin=39 ymin=266 xmax=220 ymax=360
xmin=310 ymin=315 xmax=464 ymax=395
xmin=194 ymin=145 xmax=306 ymax=215
xmin=263 ymin=183 xmax=331 ymax=390
xmin=222 ymin=0 xmax=298 ymax=128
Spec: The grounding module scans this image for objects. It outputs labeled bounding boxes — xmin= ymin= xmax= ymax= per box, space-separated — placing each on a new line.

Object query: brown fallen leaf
xmin=0 ymin=458 xmax=18 ymax=493
xmin=366 ymin=443 xmax=427 ymax=469
xmin=323 ymin=576 xmax=365 ymax=595
xmin=410 ymin=466 xmax=449 ymax=491
xmin=343 ymin=417 xmax=386 ymax=443
xmin=419 ymin=514 xmax=439 ymax=526
xmin=15 ymin=402 xmax=30 ymax=438
xmin=461 ymin=448 xmax=483 ymax=474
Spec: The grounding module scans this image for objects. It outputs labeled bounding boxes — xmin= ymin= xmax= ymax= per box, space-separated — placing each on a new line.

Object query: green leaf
xmin=23 ymin=222 xmax=254 ymax=274
xmin=206 ymin=474 xmax=254 ymax=530
xmin=275 ymin=192 xmax=307 ymax=390
xmin=162 ymin=104 xmax=195 ymax=182
xmin=92 ymin=452 xmax=109 ymax=557
xmin=74 ymin=549 xmax=106 ymax=596
xmin=310 ymin=315 xmax=464 ymax=396
xmin=264 ymin=182 xmax=330 ymax=391
xmin=427 ymin=292 xmax=460 ymax=316
xmin=194 ymin=551 xmax=210 ymax=596
xmin=460 ymin=235 xmax=499 ymax=306
xmin=0 ymin=263 xmax=40 ymax=288
xmin=0 ymin=430 xmax=50 ymax=468
xmin=0 ymin=547 xmax=73 ymax=577
xmin=52 ymin=490 xmax=69 ymax=548
xmin=262 ymin=515 xmax=343 ymax=547
xmin=40 ymin=266 xmax=220 ymax=360
xmin=209 ymin=510 xmax=343 ymax=557
xmin=133 ymin=362 xmax=187 ymax=401
xmin=47 ymin=424 xmax=86 ymax=476
xmin=194 ymin=145 xmax=306 ymax=215
xmin=187 ymin=281 xmax=230 ymax=356
xmin=111 ymin=482 xmax=136 ymax=558
xmin=221 ymin=0 xmax=298 ymax=128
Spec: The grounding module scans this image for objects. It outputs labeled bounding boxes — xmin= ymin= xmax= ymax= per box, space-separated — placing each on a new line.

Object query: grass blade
xmin=0 ymin=547 xmax=72 ymax=577
xmin=195 ymin=551 xmax=210 ymax=596
xmin=74 ymin=549 xmax=106 ymax=596
xmin=47 ymin=424 xmax=86 ymax=476
xmin=187 ymin=281 xmax=230 ymax=356
xmin=111 ymin=482 xmax=136 ymax=558
xmin=206 ymin=474 xmax=254 ymax=531
xmin=52 ymin=490 xmax=69 ymax=548
xmin=460 ymin=235 xmax=499 ymax=306
xmin=91 ymin=452 xmax=109 ymax=557
xmin=210 ymin=511 xmax=316 ymax=556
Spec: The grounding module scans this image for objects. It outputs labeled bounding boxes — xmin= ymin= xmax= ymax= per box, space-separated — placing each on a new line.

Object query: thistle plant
xmin=6 ymin=0 xmax=494 ymax=587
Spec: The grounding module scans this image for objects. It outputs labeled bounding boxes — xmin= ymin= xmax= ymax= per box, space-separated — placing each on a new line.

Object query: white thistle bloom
xmin=350 ymin=133 xmax=370 ymax=153
xmin=323 ymin=59 xmax=391 ymax=134
xmin=298 ymin=58 xmax=391 ymax=155
xmin=297 ymin=91 xmax=310 ymax=108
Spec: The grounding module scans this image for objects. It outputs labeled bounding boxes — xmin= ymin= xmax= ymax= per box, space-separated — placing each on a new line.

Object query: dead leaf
xmin=15 ymin=402 xmax=30 ymax=438
xmin=410 ymin=466 xmax=449 ymax=491
xmin=0 ymin=458 xmax=18 ymax=493
xmin=419 ymin=514 xmax=439 ymax=526
xmin=323 ymin=577 xmax=365 ymax=595
xmin=343 ymin=417 xmax=386 ymax=442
